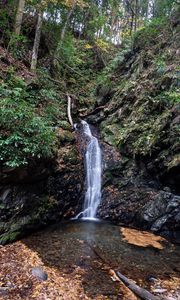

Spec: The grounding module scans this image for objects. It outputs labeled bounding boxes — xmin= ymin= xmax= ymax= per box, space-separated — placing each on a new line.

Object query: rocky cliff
xmin=91 ymin=14 xmax=180 ymax=241
xmin=0 ymin=132 xmax=83 ymax=244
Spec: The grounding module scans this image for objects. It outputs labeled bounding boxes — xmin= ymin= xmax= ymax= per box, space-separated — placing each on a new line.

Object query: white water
xmin=76 ymin=121 xmax=102 ymax=219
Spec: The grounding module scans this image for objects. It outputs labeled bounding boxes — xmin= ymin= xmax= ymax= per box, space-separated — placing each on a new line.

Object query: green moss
xmin=58 ymin=121 xmax=71 ymax=130
xmin=158 ymin=89 xmax=180 ymax=104
xmin=166 ymin=154 xmax=180 ymax=170
xmin=101 ymin=86 xmax=173 ymax=157
xmin=100 ymin=123 xmax=122 ymax=146
xmin=62 ymin=147 xmax=79 ymax=165
xmin=0 ymin=231 xmax=20 ymax=245
xmin=58 ymin=130 xmax=75 ymax=143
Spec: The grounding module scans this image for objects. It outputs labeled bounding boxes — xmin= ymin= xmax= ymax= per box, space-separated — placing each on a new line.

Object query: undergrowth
xmin=0 ymin=75 xmax=61 ymax=167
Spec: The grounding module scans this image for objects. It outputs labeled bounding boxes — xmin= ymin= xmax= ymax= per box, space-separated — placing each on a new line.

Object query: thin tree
xmin=14 ymin=0 xmax=25 ymax=35
xmin=61 ymin=0 xmax=76 ymax=41
xmin=31 ymin=10 xmax=43 ymax=71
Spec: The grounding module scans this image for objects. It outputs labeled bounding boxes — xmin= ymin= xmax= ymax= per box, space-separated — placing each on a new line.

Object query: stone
xmin=32 ymin=267 xmax=48 ymax=281
xmin=151 ymin=215 xmax=168 ymax=232
xmin=0 ymin=287 xmax=9 ymax=296
xmin=163 ymin=187 xmax=171 ymax=193
xmin=146 ymin=275 xmax=158 ymax=283
xmin=153 ymin=288 xmax=167 ymax=293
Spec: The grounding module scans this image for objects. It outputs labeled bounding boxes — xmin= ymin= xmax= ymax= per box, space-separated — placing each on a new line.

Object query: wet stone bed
xmin=0 ymin=220 xmax=180 ymax=300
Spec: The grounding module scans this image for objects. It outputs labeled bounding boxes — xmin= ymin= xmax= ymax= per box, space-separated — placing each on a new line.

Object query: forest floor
xmin=0 ymin=222 xmax=180 ymax=300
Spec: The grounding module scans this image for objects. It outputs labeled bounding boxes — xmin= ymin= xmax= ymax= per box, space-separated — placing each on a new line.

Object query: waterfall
xmin=76 ymin=121 xmax=102 ymax=220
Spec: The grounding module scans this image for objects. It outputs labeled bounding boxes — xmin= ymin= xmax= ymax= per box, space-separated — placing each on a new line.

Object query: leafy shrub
xmin=0 ymin=82 xmax=56 ymax=167
xmin=7 ymin=33 xmax=28 ymax=60
xmin=158 ymin=88 xmax=180 ymax=105
xmin=96 ymin=40 xmax=132 ymax=87
xmin=133 ymin=17 xmax=167 ymax=48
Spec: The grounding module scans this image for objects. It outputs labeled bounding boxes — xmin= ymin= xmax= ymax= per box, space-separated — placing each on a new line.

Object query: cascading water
xmin=76 ymin=121 xmax=102 ymax=220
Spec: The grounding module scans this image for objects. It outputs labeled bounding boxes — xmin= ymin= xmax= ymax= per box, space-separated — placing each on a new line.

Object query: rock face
xmin=97 ymin=143 xmax=180 ymax=241
xmin=96 ymin=15 xmax=180 ymax=241
xmin=0 ymin=130 xmax=84 ymax=245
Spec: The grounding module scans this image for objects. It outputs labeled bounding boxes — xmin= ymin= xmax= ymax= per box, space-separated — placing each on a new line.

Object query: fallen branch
xmin=79 ymin=105 xmax=106 ymax=118
xmin=85 ymin=241 xmax=160 ymax=300
xmin=47 ymin=76 xmax=65 ymax=85
xmin=67 ymin=93 xmax=74 ymax=128
xmin=116 ymin=271 xmax=159 ymax=300
xmin=54 ymin=56 xmax=88 ymax=80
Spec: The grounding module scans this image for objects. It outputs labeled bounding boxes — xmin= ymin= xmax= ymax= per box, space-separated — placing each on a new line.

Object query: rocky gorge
xmin=0 ymin=8 xmax=180 ymax=246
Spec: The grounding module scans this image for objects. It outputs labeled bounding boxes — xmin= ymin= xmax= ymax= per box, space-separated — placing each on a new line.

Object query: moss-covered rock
xmin=99 ymin=18 xmax=180 ymax=192
xmin=94 ymin=14 xmax=180 ymax=241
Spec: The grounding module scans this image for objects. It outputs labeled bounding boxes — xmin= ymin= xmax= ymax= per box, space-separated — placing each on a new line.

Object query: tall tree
xmin=61 ymin=0 xmax=77 ymax=41
xmin=30 ymin=10 xmax=43 ymax=71
xmin=14 ymin=0 xmax=25 ymax=35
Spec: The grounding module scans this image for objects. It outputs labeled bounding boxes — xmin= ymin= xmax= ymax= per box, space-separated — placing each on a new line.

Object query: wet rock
xmin=143 ymin=192 xmax=180 ymax=233
xmin=172 ymin=115 xmax=180 ymax=125
xmin=99 ymin=186 xmax=180 ymax=240
xmin=98 ymin=141 xmax=180 ymax=241
xmin=0 ymin=160 xmax=51 ymax=185
xmin=0 ymin=141 xmax=83 ymax=245
xmin=151 ymin=216 xmax=168 ymax=232
xmin=163 ymin=187 xmax=171 ymax=193
xmin=32 ymin=267 xmax=48 ymax=281
xmin=96 ymin=85 xmax=112 ymax=106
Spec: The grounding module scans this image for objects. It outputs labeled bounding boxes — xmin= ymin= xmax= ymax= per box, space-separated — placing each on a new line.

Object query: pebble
xmin=153 ymin=288 xmax=167 ymax=293
xmin=146 ymin=275 xmax=158 ymax=282
xmin=32 ymin=267 xmax=48 ymax=281
xmin=0 ymin=287 xmax=8 ymax=296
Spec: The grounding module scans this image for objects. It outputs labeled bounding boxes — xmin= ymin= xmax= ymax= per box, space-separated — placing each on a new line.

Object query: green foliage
xmin=0 ymin=80 xmax=57 ymax=168
xmin=153 ymin=0 xmax=177 ymax=17
xmin=158 ymin=89 xmax=180 ymax=105
xmin=0 ymin=0 xmax=16 ymax=40
xmin=0 ymin=0 xmax=178 ymax=170
xmin=154 ymin=56 xmax=167 ymax=75
xmin=101 ymin=99 xmax=172 ymax=157
xmin=0 ymin=231 xmax=20 ymax=245
xmin=7 ymin=33 xmax=28 ymax=59
xmin=55 ymin=36 xmax=95 ymax=77
xmin=97 ymin=40 xmax=132 ymax=87
xmin=133 ymin=17 xmax=168 ymax=48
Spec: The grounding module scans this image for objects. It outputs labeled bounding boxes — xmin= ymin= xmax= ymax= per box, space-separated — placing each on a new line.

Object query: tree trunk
xmin=61 ymin=0 xmax=76 ymax=41
xmin=14 ymin=0 xmax=25 ymax=35
xmin=30 ymin=11 xmax=43 ymax=71
xmin=134 ymin=0 xmax=138 ymax=31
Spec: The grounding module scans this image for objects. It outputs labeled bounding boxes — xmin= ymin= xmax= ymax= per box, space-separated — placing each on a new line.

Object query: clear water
xmin=76 ymin=121 xmax=102 ymax=219
xmin=24 ymin=220 xmax=180 ymax=299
